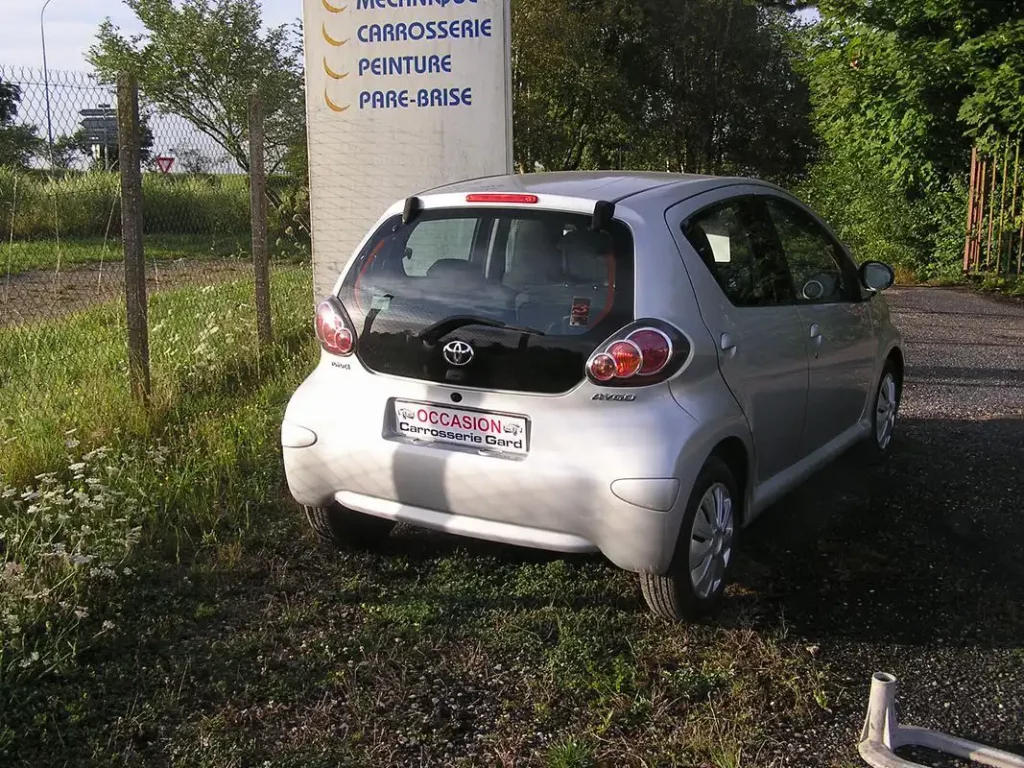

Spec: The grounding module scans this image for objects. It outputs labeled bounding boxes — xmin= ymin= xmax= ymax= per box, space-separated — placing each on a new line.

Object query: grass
xmin=0 ymin=168 xmax=252 ymax=241
xmin=0 ymin=262 xmax=315 ymax=485
xmin=0 ymin=266 xmax=838 ymax=766
xmin=894 ymin=263 xmax=1024 ymax=297
xmin=0 ymin=233 xmax=260 ymax=276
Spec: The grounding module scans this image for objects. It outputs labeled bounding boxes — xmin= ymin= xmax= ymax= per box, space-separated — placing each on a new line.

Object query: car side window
xmin=681 ymin=197 xmax=793 ymax=307
xmin=403 ymin=218 xmax=478 ymax=276
xmin=763 ymin=197 xmax=854 ymax=304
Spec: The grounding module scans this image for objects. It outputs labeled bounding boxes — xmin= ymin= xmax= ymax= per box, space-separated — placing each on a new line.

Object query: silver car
xmin=282 ymin=172 xmax=903 ymax=621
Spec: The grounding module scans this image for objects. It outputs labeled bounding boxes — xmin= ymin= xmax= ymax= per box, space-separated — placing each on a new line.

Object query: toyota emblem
xmin=442 ymin=340 xmax=474 ymax=366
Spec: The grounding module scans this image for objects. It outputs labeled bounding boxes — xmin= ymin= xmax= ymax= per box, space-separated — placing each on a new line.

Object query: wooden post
xmin=963 ymin=146 xmax=978 ymax=274
xmin=1009 ymin=142 xmax=1020 ymax=277
xmin=117 ymin=73 xmax=150 ymax=403
xmin=996 ymin=137 xmax=1010 ymax=274
xmin=975 ymin=158 xmax=988 ymax=273
xmin=983 ymin=156 xmax=991 ymax=274
xmin=249 ymin=93 xmax=272 ymax=345
xmin=973 ymin=156 xmax=985 ymax=271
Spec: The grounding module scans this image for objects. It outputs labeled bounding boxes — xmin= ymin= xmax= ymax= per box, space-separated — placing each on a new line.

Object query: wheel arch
xmin=709 ymin=435 xmax=751 ymax=527
xmin=886 ymin=345 xmax=905 ymax=387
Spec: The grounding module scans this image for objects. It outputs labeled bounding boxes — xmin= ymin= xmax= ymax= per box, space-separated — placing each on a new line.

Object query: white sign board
xmin=302 ymin=0 xmax=514 ymax=296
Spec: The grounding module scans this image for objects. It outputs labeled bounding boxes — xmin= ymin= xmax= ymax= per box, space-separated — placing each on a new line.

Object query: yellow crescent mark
xmin=324 ymin=57 xmax=348 ymax=80
xmin=324 ymin=89 xmax=350 ymax=113
xmin=322 ymin=24 xmax=349 ymax=46
xmin=322 ymin=0 xmax=346 ymax=12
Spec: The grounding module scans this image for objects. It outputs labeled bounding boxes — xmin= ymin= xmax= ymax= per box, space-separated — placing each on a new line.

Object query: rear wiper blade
xmin=418 ymin=314 xmax=545 ymax=343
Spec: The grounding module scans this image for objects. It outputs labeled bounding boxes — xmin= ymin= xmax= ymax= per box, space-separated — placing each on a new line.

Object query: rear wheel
xmin=640 ymin=457 xmax=738 ymax=621
xmin=305 ymin=503 xmax=395 ymax=549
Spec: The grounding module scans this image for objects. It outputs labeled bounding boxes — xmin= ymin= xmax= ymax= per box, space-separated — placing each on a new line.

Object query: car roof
xmin=422 ymin=171 xmax=780 ymax=205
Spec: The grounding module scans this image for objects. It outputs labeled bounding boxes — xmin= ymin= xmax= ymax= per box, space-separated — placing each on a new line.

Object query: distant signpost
xmin=80 ymin=104 xmax=119 ymax=170
xmin=155 ymin=156 xmax=175 ymax=174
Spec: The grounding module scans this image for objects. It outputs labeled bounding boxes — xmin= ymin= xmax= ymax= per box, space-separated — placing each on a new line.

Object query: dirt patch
xmin=0 ymin=258 xmax=252 ymax=327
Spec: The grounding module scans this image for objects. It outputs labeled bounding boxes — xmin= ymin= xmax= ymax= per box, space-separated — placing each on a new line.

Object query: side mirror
xmin=859 ymin=261 xmax=895 ymax=292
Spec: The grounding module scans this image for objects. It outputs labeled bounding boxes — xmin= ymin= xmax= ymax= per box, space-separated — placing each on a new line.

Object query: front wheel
xmin=858 ymin=361 xmax=901 ymax=464
xmin=640 ymin=456 xmax=738 ymax=621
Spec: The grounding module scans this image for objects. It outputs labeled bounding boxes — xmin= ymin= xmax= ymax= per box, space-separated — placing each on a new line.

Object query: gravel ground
xmin=749 ymin=286 xmax=1024 ymax=766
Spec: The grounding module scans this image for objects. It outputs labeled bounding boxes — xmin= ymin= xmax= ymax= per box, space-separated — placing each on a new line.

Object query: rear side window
xmin=682 ymin=197 xmax=793 ymax=307
xmin=336 ymin=208 xmax=635 ymax=393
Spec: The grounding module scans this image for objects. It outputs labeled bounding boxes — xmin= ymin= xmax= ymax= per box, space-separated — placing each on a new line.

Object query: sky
xmin=0 ymin=0 xmax=303 ymax=73
xmin=1 ymin=0 xmax=819 ymax=74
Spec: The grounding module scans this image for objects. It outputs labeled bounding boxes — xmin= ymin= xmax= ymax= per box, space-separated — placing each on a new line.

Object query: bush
xmin=796 ymin=152 xmax=969 ymax=281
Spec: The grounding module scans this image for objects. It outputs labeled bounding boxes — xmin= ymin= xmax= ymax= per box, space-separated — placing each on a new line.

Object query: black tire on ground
xmin=305 ymin=503 xmax=395 ymax=549
xmin=639 ymin=456 xmax=739 ymax=622
xmin=857 ymin=358 xmax=902 ymax=465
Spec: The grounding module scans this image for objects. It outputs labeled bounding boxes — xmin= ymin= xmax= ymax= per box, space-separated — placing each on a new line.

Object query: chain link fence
xmin=1 ymin=65 xmax=313 ymax=467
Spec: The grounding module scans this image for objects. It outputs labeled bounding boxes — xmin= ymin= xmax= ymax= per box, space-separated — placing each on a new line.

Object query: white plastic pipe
xmin=859 ymin=672 xmax=1024 ymax=768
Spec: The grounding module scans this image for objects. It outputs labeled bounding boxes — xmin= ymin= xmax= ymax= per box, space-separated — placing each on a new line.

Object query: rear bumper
xmin=280 ymin=364 xmax=750 ymax=575
xmin=283 ymin=435 xmax=679 ymax=573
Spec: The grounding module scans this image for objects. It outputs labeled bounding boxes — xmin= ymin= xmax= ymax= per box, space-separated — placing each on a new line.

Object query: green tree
xmin=511 ymin=0 xmax=815 ymax=182
xmin=512 ymin=0 xmax=644 ymax=173
xmin=0 ymin=78 xmax=42 ymax=169
xmin=800 ymin=0 xmax=1024 ymax=275
xmin=634 ymin=0 xmax=816 ymax=180
xmin=88 ymin=0 xmax=304 ymax=173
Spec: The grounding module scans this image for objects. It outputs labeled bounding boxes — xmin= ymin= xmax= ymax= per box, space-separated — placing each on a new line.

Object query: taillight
xmin=606 ymin=340 xmax=643 ymax=378
xmin=585 ymin=321 xmax=689 ymax=387
xmin=315 ymin=298 xmax=355 ymax=356
xmin=627 ymin=328 xmax=672 ymax=375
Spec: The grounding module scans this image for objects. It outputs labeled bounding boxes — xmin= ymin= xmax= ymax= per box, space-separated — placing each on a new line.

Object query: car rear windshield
xmin=337 ymin=207 xmax=635 ymax=393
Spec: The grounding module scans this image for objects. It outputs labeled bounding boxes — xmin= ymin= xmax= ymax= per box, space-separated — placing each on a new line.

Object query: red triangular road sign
xmin=155 ymin=156 xmax=175 ymax=174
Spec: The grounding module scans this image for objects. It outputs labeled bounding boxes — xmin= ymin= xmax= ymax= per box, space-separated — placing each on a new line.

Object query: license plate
xmin=392 ymin=400 xmax=529 ymax=455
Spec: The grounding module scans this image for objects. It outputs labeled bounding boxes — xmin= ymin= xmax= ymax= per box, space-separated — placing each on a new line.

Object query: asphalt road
xmin=747 ymin=286 xmax=1024 ymax=767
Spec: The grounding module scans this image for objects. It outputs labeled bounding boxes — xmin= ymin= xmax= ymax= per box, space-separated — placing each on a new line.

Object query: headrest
xmin=560 ymin=229 xmax=613 ymax=284
xmin=425 ymin=258 xmax=482 ymax=281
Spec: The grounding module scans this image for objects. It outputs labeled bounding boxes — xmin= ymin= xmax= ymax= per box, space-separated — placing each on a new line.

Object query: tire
xmin=640 ymin=456 xmax=739 ymax=621
xmin=305 ymin=503 xmax=395 ymax=549
xmin=857 ymin=360 xmax=902 ymax=465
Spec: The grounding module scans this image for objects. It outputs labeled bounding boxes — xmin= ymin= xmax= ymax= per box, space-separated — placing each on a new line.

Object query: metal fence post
xmin=249 ymin=93 xmax=272 ymax=345
xmin=117 ymin=72 xmax=151 ymax=403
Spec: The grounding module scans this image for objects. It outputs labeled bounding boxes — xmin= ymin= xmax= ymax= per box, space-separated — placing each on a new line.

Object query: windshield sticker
xmin=569 ymin=297 xmax=591 ymax=327
xmin=370 ymin=294 xmax=392 ymax=311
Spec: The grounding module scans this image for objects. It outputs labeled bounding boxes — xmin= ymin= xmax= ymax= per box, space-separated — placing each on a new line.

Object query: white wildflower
xmin=101 ymin=620 xmax=116 ymax=631
xmin=1 ymin=562 xmax=24 ymax=580
xmin=74 ymin=608 xmax=89 ymax=620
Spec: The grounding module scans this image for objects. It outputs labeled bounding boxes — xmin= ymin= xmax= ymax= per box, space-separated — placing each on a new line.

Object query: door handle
xmin=809 ymin=323 xmax=823 ymax=358
xmin=720 ymin=333 xmax=737 ymax=353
